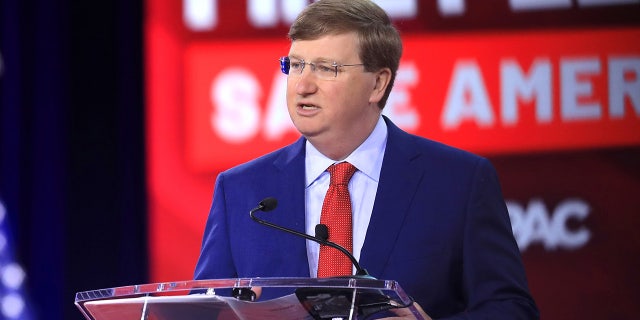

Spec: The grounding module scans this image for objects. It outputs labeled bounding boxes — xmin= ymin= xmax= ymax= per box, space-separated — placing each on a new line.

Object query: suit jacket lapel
xmin=272 ymin=126 xmax=425 ymax=278
xmin=271 ymin=137 xmax=310 ymax=276
xmin=359 ymin=118 xmax=425 ymax=277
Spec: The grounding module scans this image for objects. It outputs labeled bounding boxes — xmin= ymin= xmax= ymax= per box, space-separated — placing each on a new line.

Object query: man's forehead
xmin=288 ymin=33 xmax=360 ymax=58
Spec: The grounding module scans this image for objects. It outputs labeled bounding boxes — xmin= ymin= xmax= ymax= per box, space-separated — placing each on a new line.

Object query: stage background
xmin=0 ymin=0 xmax=638 ymax=319
xmin=146 ymin=1 xmax=640 ymax=319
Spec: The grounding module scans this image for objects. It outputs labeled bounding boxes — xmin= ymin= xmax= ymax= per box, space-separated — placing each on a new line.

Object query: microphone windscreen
xmin=315 ymin=224 xmax=329 ymax=241
xmin=260 ymin=197 xmax=278 ymax=211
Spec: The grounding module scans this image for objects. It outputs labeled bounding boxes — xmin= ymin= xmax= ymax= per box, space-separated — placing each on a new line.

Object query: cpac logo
xmin=506 ymin=198 xmax=591 ymax=252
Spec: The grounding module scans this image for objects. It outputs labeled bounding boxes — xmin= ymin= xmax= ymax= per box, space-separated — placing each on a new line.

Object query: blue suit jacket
xmin=194 ymin=117 xmax=538 ymax=319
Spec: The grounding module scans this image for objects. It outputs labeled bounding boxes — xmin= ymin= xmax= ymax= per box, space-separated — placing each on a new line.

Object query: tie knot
xmin=327 ymin=162 xmax=357 ymax=186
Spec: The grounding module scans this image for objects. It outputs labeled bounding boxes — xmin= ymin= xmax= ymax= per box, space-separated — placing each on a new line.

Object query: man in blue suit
xmin=194 ymin=0 xmax=538 ymax=318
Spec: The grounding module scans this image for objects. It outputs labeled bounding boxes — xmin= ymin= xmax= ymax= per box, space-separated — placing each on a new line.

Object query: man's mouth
xmin=299 ymin=104 xmax=319 ymax=110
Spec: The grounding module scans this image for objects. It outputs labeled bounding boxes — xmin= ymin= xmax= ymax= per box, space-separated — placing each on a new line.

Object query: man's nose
xmin=294 ymin=67 xmax=318 ymax=94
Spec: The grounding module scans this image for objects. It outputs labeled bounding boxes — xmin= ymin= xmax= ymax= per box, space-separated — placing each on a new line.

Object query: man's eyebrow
xmin=313 ymin=57 xmax=333 ymax=63
xmin=288 ymin=54 xmax=334 ymax=63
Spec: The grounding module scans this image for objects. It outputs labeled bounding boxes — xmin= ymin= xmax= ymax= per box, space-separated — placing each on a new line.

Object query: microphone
xmin=251 ymin=198 xmax=408 ymax=319
xmin=315 ymin=224 xmax=329 ymax=242
xmin=249 ymin=197 xmax=370 ymax=277
xmin=250 ymin=197 xmax=278 ymax=214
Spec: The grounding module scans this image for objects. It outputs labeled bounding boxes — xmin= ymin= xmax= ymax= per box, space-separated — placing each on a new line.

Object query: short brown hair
xmin=288 ymin=0 xmax=403 ymax=109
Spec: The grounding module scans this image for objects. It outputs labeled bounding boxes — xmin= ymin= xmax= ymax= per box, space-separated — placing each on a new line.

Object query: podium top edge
xmin=74 ymin=277 xmax=400 ymax=302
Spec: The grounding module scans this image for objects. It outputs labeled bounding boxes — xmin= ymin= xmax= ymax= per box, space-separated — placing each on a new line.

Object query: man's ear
xmin=369 ymin=68 xmax=392 ymax=104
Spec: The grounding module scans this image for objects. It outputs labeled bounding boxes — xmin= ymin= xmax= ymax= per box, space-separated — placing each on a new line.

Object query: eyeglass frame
xmin=279 ymin=56 xmax=365 ymax=80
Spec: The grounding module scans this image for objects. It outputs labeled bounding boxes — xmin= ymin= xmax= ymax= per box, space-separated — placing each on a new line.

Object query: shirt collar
xmin=305 ymin=116 xmax=388 ymax=187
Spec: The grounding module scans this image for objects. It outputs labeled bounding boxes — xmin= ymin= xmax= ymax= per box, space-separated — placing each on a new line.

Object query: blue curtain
xmin=0 ymin=0 xmax=147 ymax=319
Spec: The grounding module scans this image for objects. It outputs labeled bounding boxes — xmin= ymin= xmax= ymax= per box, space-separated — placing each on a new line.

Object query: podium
xmin=75 ymin=277 xmax=425 ymax=319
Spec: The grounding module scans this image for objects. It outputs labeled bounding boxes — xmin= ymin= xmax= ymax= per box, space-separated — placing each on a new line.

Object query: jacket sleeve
xmin=440 ymin=159 xmax=539 ymax=320
xmin=193 ymin=173 xmax=237 ymax=281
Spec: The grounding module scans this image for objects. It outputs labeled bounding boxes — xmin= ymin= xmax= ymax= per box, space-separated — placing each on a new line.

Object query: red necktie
xmin=317 ymin=162 xmax=357 ymax=278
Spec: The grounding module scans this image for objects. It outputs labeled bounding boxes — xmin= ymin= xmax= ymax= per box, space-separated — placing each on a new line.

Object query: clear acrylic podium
xmin=75 ymin=277 xmax=425 ymax=319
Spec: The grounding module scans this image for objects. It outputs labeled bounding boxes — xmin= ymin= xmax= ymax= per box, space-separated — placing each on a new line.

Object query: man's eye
xmin=290 ymin=62 xmax=303 ymax=70
xmin=317 ymin=64 xmax=334 ymax=73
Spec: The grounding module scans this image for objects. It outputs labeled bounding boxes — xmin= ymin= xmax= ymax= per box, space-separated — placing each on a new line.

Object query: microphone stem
xmin=250 ymin=211 xmax=368 ymax=276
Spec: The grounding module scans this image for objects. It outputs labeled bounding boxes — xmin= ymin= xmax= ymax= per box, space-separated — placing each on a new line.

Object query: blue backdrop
xmin=0 ymin=0 xmax=147 ymax=319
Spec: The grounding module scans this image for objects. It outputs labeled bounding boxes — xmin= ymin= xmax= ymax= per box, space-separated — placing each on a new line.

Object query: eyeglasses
xmin=279 ymin=56 xmax=364 ymax=80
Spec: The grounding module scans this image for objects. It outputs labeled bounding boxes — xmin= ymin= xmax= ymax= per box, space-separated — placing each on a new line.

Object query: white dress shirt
xmin=305 ymin=116 xmax=388 ymax=277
